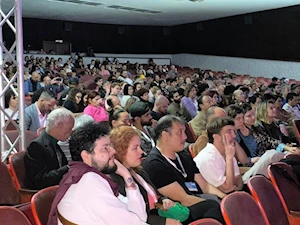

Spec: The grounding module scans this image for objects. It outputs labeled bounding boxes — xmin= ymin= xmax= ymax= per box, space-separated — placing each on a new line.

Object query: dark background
xmin=3 ymin=5 xmax=300 ymax=61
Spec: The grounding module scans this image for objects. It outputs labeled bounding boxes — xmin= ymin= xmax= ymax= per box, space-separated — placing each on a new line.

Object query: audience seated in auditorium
xmin=24 ymin=90 xmax=57 ymax=133
xmin=4 ymin=89 xmax=19 ymax=120
xmin=24 ymin=108 xmax=74 ymax=190
xmin=192 ymin=107 xmax=227 ymax=156
xmin=181 ymin=84 xmax=198 ymax=119
xmin=24 ymin=71 xmax=41 ymax=96
xmin=151 ymin=95 xmax=170 ymax=121
xmin=58 ymin=77 xmax=79 ymax=106
xmin=109 ymin=108 xmax=131 ymax=129
xmin=48 ymin=122 xmax=148 ymax=225
xmin=143 ymin=115 xmax=226 ymax=224
xmin=129 ymin=101 xmax=155 ymax=155
xmin=190 ymin=95 xmax=214 ymax=138
xmin=83 ymin=91 xmax=108 ymax=122
xmin=168 ymin=90 xmax=191 ymax=122
xmin=253 ymin=99 xmax=300 ymax=155
xmin=110 ymin=126 xmax=184 ymax=225
xmin=282 ymin=92 xmax=300 ymax=119
xmin=225 ymin=104 xmax=285 ymax=183
xmin=63 ymin=88 xmax=83 ymax=114
xmin=193 ymin=117 xmax=244 ymax=193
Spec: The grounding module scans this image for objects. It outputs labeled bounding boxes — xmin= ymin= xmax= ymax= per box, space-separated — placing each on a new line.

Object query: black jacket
xmin=24 ymin=130 xmax=68 ymax=189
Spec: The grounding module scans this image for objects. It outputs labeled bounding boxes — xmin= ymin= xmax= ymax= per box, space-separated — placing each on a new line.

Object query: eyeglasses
xmin=101 ymin=143 xmax=114 ymax=153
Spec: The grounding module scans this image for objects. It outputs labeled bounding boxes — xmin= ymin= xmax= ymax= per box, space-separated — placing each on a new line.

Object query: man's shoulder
xmin=143 ymin=148 xmax=166 ymax=168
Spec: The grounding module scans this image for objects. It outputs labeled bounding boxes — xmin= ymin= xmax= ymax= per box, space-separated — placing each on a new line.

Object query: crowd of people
xmin=3 ymin=54 xmax=300 ymax=224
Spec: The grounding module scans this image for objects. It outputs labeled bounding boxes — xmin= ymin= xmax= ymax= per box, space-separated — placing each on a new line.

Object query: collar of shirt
xmin=45 ymin=131 xmax=58 ymax=146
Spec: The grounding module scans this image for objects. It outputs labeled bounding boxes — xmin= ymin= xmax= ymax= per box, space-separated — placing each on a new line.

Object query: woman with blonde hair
xmin=232 ymin=89 xmax=246 ymax=105
xmin=253 ymin=100 xmax=300 ymax=156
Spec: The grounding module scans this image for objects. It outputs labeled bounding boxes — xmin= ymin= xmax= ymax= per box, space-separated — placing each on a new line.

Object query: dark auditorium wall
xmin=4 ymin=5 xmax=300 ymax=61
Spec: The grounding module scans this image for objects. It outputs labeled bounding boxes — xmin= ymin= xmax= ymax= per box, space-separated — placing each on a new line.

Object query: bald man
xmin=151 ymin=95 xmax=170 ymax=121
xmin=24 ymin=71 xmax=42 ymax=96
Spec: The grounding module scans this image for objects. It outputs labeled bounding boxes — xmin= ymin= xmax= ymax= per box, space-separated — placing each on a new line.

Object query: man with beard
xmin=24 ymin=71 xmax=42 ymax=96
xmin=24 ymin=108 xmax=74 ymax=190
xmin=48 ymin=122 xmax=147 ymax=225
xmin=24 ymin=90 xmax=57 ymax=133
xmin=193 ymin=117 xmax=244 ymax=193
xmin=129 ymin=101 xmax=155 ymax=155
xmin=168 ymin=90 xmax=191 ymax=122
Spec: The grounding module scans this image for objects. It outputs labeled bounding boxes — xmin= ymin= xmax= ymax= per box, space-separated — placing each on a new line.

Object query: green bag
xmin=157 ymin=203 xmax=190 ymax=222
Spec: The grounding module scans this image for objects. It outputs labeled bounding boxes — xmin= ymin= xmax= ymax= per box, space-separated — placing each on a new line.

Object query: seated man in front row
xmin=48 ymin=122 xmax=148 ymax=225
xmin=143 ymin=115 xmax=225 ymax=224
xmin=24 ymin=108 xmax=74 ymax=189
xmin=193 ymin=117 xmax=244 ymax=193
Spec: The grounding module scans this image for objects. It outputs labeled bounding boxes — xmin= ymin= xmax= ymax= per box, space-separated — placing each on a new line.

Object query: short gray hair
xmin=74 ymin=114 xmax=94 ymax=130
xmin=46 ymin=108 xmax=74 ymax=132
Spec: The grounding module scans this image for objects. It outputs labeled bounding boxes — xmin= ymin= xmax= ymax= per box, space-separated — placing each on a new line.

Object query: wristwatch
xmin=125 ymin=182 xmax=137 ymax=188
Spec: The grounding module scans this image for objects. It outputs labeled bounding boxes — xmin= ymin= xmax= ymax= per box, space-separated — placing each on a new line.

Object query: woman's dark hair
xmin=67 ymin=88 xmax=82 ymax=104
xmin=123 ymin=84 xmax=133 ymax=96
xmin=94 ymin=76 xmax=103 ymax=83
xmin=109 ymin=108 xmax=126 ymax=127
xmin=87 ymin=91 xmax=100 ymax=103
xmin=5 ymin=89 xmax=16 ymax=108
xmin=241 ymin=103 xmax=252 ymax=114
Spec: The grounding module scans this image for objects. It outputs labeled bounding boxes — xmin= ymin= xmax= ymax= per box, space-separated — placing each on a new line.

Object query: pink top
xmin=99 ymin=70 xmax=110 ymax=76
xmin=83 ymin=105 xmax=108 ymax=122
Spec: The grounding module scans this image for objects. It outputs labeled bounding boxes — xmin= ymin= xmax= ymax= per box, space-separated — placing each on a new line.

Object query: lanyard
xmin=157 ymin=147 xmax=187 ymax=178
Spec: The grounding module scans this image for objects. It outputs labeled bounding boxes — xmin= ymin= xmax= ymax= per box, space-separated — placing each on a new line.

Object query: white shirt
xmin=193 ymin=143 xmax=240 ymax=187
xmin=282 ymin=103 xmax=300 ymax=119
xmin=57 ymin=172 xmax=148 ymax=225
xmin=4 ymin=108 xmax=18 ymax=120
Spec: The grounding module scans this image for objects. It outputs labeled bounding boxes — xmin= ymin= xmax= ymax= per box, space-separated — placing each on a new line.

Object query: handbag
xmin=157 ymin=202 xmax=190 ymax=222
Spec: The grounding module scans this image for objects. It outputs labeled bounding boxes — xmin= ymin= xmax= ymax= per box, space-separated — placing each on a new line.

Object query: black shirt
xmin=143 ymin=147 xmax=203 ymax=196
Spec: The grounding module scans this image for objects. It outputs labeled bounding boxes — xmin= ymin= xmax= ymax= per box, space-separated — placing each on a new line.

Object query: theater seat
xmin=221 ymin=192 xmax=270 ymax=225
xmin=31 ymin=185 xmax=59 ymax=225
xmin=247 ymin=175 xmax=289 ymax=225
xmin=185 ymin=123 xmax=197 ymax=143
xmin=9 ymin=151 xmax=39 ymax=202
xmin=268 ymin=163 xmax=300 ymax=225
xmin=0 ymin=206 xmax=31 ymax=225
xmin=188 ymin=218 xmax=222 ymax=225
xmin=0 ymin=162 xmax=21 ymax=205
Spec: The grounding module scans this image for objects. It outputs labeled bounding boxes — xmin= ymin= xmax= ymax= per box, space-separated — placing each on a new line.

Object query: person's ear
xmin=81 ymin=150 xmax=91 ymax=164
xmin=111 ymin=120 xmax=117 ymax=128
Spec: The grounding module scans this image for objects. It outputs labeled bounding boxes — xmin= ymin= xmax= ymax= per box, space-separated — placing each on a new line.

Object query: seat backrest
xmin=247 ymin=175 xmax=289 ymax=225
xmin=0 ymin=162 xmax=21 ymax=205
xmin=31 ymin=185 xmax=59 ymax=225
xmin=0 ymin=206 xmax=31 ymax=225
xmin=292 ymin=119 xmax=300 ymax=141
xmin=5 ymin=130 xmax=37 ymax=152
xmin=185 ymin=123 xmax=197 ymax=143
xmin=9 ymin=151 xmax=27 ymax=190
xmin=221 ymin=192 xmax=270 ymax=225
xmin=189 ymin=218 xmax=222 ymax=225
xmin=285 ymin=153 xmax=300 ymax=161
xmin=268 ymin=163 xmax=300 ymax=212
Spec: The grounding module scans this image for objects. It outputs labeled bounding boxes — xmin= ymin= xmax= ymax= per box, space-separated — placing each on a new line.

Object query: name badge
xmin=184 ymin=182 xmax=198 ymax=192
